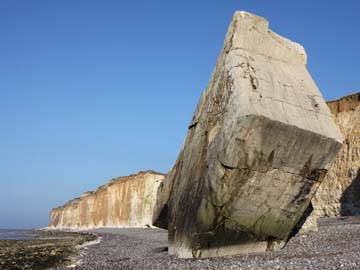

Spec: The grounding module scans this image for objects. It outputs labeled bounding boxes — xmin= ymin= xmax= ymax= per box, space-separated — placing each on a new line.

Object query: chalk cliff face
xmin=49 ymin=171 xmax=165 ymax=229
xmin=310 ymin=93 xmax=360 ymax=219
xmin=153 ymin=11 xmax=342 ymax=258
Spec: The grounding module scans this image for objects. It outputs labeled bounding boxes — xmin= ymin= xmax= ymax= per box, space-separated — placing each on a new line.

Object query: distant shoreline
xmin=0 ymin=229 xmax=40 ymax=240
xmin=0 ymin=230 xmax=97 ymax=270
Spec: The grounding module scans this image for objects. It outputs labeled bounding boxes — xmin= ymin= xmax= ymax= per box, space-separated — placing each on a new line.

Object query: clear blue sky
xmin=1 ymin=0 xmax=359 ymax=229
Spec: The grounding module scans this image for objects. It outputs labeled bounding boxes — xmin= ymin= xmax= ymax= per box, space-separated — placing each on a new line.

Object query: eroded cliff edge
xmin=49 ymin=171 xmax=165 ymax=229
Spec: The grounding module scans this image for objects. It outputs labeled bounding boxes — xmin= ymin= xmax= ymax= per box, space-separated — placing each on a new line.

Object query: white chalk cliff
xmin=49 ymin=171 xmax=165 ymax=229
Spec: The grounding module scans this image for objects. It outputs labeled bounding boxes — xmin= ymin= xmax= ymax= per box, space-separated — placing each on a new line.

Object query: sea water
xmin=0 ymin=229 xmax=39 ymax=240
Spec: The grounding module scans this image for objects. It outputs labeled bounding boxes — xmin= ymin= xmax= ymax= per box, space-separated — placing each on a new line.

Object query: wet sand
xmin=0 ymin=230 xmax=96 ymax=270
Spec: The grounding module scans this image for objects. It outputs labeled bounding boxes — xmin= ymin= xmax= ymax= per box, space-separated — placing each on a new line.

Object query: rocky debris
xmin=153 ymin=11 xmax=342 ymax=258
xmin=302 ymin=92 xmax=360 ymax=231
xmin=49 ymin=171 xmax=165 ymax=229
xmin=57 ymin=218 xmax=360 ymax=270
xmin=0 ymin=230 xmax=96 ymax=270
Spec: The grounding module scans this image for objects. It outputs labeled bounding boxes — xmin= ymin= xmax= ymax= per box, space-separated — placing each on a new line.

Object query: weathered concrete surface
xmin=49 ymin=171 xmax=165 ymax=229
xmin=154 ymin=11 xmax=342 ymax=258
xmin=301 ymin=92 xmax=360 ymax=231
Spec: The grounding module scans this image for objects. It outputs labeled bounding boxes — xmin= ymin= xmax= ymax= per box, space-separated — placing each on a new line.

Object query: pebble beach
xmin=58 ymin=217 xmax=360 ymax=270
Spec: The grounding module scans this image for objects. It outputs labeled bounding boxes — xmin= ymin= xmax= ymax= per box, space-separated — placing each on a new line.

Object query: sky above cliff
xmin=1 ymin=0 xmax=359 ymax=229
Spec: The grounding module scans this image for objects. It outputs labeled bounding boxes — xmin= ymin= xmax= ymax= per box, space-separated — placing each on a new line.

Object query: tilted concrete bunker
xmin=153 ymin=11 xmax=342 ymax=258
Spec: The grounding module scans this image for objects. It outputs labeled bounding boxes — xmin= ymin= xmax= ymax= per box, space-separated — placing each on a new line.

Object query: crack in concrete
xmin=228 ymin=47 xmax=304 ymax=65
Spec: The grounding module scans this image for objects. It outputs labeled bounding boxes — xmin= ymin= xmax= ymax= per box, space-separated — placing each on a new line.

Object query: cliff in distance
xmin=49 ymin=171 xmax=165 ymax=229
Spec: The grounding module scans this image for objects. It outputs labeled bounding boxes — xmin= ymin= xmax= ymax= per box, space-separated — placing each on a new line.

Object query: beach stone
xmin=302 ymin=92 xmax=360 ymax=231
xmin=49 ymin=171 xmax=165 ymax=229
xmin=154 ymin=11 xmax=342 ymax=258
